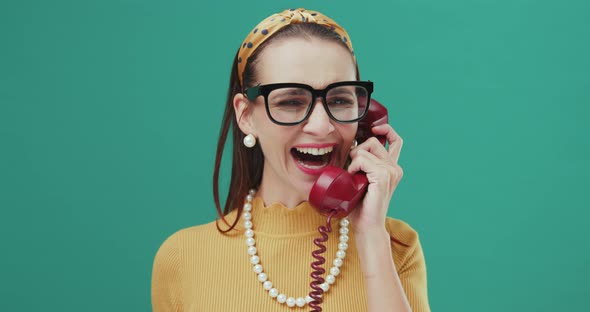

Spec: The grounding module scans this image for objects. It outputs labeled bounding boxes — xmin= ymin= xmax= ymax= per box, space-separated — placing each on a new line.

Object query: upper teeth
xmin=295 ymin=146 xmax=333 ymax=156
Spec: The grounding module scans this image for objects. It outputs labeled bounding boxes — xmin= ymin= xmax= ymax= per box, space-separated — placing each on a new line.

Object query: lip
xmin=291 ymin=143 xmax=338 ymax=175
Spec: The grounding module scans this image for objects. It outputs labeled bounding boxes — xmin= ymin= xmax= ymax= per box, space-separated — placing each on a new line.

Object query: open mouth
xmin=290 ymin=146 xmax=334 ymax=170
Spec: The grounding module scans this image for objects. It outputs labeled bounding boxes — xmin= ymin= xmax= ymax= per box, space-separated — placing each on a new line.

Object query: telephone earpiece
xmin=309 ymin=99 xmax=389 ymax=217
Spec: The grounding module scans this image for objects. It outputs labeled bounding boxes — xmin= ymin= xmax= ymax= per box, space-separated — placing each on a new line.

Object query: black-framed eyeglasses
xmin=244 ymin=81 xmax=374 ymax=126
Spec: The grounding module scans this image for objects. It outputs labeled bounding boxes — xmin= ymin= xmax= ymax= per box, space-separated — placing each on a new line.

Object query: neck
xmin=257 ymin=183 xmax=308 ymax=209
xmin=257 ymin=165 xmax=310 ymax=208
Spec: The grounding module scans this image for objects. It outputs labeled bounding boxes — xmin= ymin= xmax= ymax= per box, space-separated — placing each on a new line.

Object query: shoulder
xmin=153 ymin=220 xmax=220 ymax=264
xmin=155 ymin=219 xmax=221 ymax=248
xmin=151 ymin=220 xmax=225 ymax=309
xmin=384 ymin=217 xmax=420 ymax=247
xmin=153 ymin=216 xmax=244 ymax=262
xmin=384 ymin=217 xmax=426 ymax=272
xmin=384 ymin=218 xmax=431 ymax=311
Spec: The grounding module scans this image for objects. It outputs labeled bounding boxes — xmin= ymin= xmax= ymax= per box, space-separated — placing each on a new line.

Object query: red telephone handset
xmin=308 ymin=99 xmax=389 ymax=217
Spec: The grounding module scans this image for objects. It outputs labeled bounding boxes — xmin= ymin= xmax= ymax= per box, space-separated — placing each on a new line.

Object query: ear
xmin=233 ymin=93 xmax=257 ymax=136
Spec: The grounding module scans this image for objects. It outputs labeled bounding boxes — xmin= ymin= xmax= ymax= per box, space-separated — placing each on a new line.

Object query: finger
xmin=350 ymin=136 xmax=390 ymax=161
xmin=348 ymin=150 xmax=402 ymax=195
xmin=349 ymin=147 xmax=405 ymax=196
xmin=371 ymin=124 xmax=403 ymax=164
xmin=389 ymin=136 xmax=403 ymax=164
xmin=347 ymin=149 xmax=385 ymax=176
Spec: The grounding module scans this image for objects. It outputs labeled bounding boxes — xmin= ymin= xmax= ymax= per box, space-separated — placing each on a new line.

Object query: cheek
xmin=257 ymin=124 xmax=298 ymax=157
xmin=340 ymin=124 xmax=358 ymax=142
xmin=250 ymin=104 xmax=267 ymax=130
xmin=338 ymin=125 xmax=358 ymax=160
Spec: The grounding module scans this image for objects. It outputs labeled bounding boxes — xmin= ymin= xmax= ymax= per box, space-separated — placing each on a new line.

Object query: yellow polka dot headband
xmin=237 ymin=8 xmax=356 ymax=88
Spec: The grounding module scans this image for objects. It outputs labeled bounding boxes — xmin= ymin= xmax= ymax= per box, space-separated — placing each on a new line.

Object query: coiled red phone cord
xmin=308 ymin=210 xmax=338 ymax=312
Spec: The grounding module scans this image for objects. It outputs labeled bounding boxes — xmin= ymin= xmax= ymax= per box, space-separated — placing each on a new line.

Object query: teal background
xmin=1 ymin=0 xmax=588 ymax=311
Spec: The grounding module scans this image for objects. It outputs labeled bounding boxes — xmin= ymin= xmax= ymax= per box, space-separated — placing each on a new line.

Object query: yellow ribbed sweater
xmin=151 ymin=197 xmax=430 ymax=311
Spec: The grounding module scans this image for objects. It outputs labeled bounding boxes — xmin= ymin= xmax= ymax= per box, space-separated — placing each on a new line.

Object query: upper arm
xmin=151 ymin=233 xmax=183 ymax=312
xmin=387 ymin=218 xmax=431 ymax=312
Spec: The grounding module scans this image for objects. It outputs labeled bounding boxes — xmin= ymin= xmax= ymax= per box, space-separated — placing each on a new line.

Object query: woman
xmin=152 ymin=8 xmax=430 ymax=312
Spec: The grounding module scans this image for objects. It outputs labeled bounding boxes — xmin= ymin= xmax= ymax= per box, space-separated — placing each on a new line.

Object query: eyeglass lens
xmin=266 ymin=85 xmax=369 ymax=123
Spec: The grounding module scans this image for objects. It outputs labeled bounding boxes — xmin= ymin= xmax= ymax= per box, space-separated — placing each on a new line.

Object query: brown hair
xmin=211 ymin=23 xmax=408 ymax=247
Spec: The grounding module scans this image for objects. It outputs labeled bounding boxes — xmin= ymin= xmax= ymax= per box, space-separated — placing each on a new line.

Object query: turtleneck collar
xmin=229 ymin=196 xmax=341 ymax=236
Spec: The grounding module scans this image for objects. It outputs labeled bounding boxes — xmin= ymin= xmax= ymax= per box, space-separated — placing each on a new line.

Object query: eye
xmin=271 ymin=95 xmax=310 ymax=110
xmin=277 ymin=98 xmax=307 ymax=107
xmin=327 ymin=96 xmax=355 ymax=106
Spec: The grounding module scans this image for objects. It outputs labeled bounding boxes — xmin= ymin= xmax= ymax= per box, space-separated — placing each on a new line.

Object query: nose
xmin=302 ymin=99 xmax=335 ymax=136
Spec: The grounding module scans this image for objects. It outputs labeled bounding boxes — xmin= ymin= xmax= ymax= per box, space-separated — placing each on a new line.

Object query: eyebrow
xmin=327 ymin=87 xmax=355 ymax=95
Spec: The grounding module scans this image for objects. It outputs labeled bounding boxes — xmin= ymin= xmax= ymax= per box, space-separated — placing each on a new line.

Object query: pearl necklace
xmin=243 ymin=189 xmax=350 ymax=308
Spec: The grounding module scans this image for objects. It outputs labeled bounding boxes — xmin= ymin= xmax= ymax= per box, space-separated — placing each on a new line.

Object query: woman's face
xmin=236 ymin=37 xmax=358 ymax=207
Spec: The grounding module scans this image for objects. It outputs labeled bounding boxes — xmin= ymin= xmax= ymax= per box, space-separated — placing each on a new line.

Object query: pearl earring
xmin=350 ymin=140 xmax=358 ymax=150
xmin=243 ymin=134 xmax=257 ymax=148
